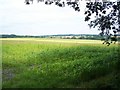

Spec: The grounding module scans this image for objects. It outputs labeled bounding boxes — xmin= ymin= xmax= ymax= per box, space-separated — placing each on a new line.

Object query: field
xmin=1 ymin=38 xmax=120 ymax=88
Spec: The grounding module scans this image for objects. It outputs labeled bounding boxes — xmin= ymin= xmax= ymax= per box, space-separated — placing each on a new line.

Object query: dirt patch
xmin=2 ymin=69 xmax=15 ymax=81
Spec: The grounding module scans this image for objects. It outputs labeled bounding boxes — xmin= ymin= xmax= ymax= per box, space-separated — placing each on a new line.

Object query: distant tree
xmin=71 ymin=36 xmax=76 ymax=39
xmin=24 ymin=0 xmax=120 ymax=45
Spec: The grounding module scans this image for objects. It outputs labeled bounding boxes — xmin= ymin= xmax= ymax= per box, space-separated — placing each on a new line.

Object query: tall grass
xmin=2 ymin=39 xmax=120 ymax=88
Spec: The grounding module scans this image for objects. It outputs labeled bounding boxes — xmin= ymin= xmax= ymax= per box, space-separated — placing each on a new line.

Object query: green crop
xmin=1 ymin=38 xmax=120 ymax=88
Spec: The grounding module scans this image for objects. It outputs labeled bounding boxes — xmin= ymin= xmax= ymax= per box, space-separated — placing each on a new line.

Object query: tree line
xmin=0 ymin=34 xmax=106 ymax=40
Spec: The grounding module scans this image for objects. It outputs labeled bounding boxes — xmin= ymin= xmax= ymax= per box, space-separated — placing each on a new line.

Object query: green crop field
xmin=1 ymin=38 xmax=120 ymax=88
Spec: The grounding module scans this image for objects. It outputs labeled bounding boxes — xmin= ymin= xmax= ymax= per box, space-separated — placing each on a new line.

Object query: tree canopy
xmin=24 ymin=0 xmax=120 ymax=46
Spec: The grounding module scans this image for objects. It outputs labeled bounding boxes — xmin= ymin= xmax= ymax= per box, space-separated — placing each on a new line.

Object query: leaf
xmin=112 ymin=27 xmax=115 ymax=29
xmin=86 ymin=5 xmax=90 ymax=8
xmin=111 ymin=21 xmax=115 ymax=24
xmin=102 ymin=10 xmax=106 ymax=14
xmin=87 ymin=10 xmax=90 ymax=14
xmin=67 ymin=2 xmax=71 ymax=5
xmin=108 ymin=26 xmax=111 ymax=30
xmin=58 ymin=3 xmax=62 ymax=7
xmin=113 ymin=13 xmax=116 ymax=16
xmin=85 ymin=16 xmax=90 ymax=21
xmin=55 ymin=2 xmax=59 ymax=5
xmin=26 ymin=2 xmax=30 ymax=5
xmin=112 ymin=5 xmax=117 ymax=10
xmin=84 ymin=11 xmax=87 ymax=14
xmin=88 ymin=13 xmax=91 ymax=16
xmin=99 ymin=14 xmax=101 ymax=17
xmin=92 ymin=10 xmax=94 ymax=13
xmin=45 ymin=1 xmax=48 ymax=4
xmin=101 ymin=27 xmax=105 ymax=31
xmin=75 ymin=7 xmax=80 ymax=11
xmin=113 ymin=30 xmax=117 ymax=33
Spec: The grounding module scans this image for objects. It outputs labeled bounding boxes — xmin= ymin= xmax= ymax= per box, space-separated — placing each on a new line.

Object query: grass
xmin=1 ymin=38 xmax=120 ymax=88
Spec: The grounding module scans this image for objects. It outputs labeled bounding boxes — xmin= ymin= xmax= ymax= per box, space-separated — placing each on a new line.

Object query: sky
xmin=0 ymin=0 xmax=100 ymax=36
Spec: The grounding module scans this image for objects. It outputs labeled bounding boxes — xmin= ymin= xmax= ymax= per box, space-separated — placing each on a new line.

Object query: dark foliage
xmin=84 ymin=1 xmax=120 ymax=45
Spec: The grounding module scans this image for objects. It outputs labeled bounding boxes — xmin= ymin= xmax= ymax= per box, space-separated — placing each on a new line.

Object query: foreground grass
xmin=1 ymin=38 xmax=120 ymax=88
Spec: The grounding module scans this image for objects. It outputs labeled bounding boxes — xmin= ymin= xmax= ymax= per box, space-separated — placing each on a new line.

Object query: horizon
xmin=0 ymin=33 xmax=99 ymax=36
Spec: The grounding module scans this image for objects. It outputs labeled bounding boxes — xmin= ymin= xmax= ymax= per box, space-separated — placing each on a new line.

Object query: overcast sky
xmin=0 ymin=0 xmax=100 ymax=35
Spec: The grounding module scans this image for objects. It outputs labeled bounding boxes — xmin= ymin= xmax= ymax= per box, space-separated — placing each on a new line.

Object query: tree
xmin=24 ymin=0 xmax=120 ymax=46
xmin=84 ymin=1 xmax=120 ymax=46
